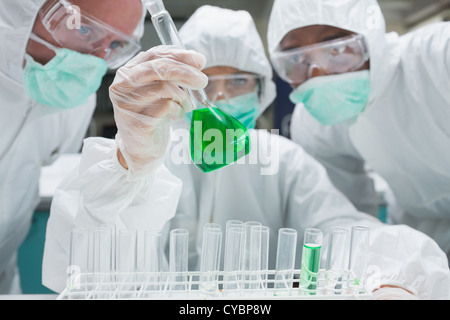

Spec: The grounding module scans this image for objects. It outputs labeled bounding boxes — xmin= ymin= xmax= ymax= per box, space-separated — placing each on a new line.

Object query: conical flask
xmin=145 ymin=0 xmax=251 ymax=172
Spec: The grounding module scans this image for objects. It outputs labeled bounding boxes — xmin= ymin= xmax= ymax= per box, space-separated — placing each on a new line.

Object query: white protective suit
xmin=0 ymin=0 xmax=180 ymax=295
xmin=0 ymin=0 xmax=97 ymax=294
xmin=267 ymin=0 xmax=450 ymax=259
xmin=42 ymin=5 xmax=450 ymax=299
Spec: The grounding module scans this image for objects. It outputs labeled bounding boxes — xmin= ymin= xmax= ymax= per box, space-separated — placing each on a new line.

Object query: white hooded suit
xmin=267 ymin=0 xmax=450 ymax=258
xmin=42 ymin=5 xmax=450 ymax=299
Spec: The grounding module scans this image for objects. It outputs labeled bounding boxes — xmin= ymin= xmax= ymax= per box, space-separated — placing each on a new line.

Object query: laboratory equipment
xmin=248 ymin=225 xmax=269 ymax=293
xmin=144 ymin=0 xmax=251 ymax=173
xmin=348 ymin=226 xmax=369 ymax=293
xmin=68 ymin=228 xmax=90 ymax=299
xmin=243 ymin=221 xmax=261 ymax=288
xmin=117 ymin=229 xmax=137 ymax=297
xmin=299 ymin=228 xmax=323 ymax=295
xmin=199 ymin=223 xmax=222 ymax=295
xmin=93 ymin=226 xmax=113 ymax=298
xmin=143 ymin=230 xmax=163 ymax=293
xmin=62 ymin=223 xmax=372 ymax=300
xmin=325 ymin=227 xmax=348 ymax=294
xmin=274 ymin=228 xmax=297 ymax=295
xmin=169 ymin=228 xmax=189 ymax=292
xmin=223 ymin=225 xmax=245 ymax=295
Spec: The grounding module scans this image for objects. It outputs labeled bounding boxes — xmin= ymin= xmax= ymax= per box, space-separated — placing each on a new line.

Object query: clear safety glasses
xmin=205 ymin=73 xmax=262 ymax=102
xmin=271 ymin=34 xmax=369 ymax=85
xmin=38 ymin=0 xmax=142 ymax=69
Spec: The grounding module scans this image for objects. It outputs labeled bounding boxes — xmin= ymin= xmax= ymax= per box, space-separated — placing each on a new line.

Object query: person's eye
xmin=78 ymin=25 xmax=91 ymax=36
xmin=231 ymin=78 xmax=248 ymax=86
xmin=329 ymin=45 xmax=346 ymax=56
xmin=110 ymin=40 xmax=124 ymax=50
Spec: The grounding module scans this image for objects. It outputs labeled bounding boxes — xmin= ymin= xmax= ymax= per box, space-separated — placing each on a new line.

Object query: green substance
xmin=299 ymin=244 xmax=321 ymax=294
xmin=190 ymin=107 xmax=251 ymax=172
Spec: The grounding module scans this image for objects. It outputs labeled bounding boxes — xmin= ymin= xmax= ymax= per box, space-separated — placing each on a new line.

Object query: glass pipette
xmin=143 ymin=0 xmax=251 ymax=172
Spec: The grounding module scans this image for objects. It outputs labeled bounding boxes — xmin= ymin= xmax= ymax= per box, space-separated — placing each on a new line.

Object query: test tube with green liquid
xmin=299 ymin=228 xmax=323 ymax=295
xmin=145 ymin=0 xmax=251 ymax=173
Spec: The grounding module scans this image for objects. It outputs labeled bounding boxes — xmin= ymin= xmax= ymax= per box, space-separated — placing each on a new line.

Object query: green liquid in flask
xmin=299 ymin=244 xmax=321 ymax=294
xmin=190 ymin=107 xmax=251 ymax=173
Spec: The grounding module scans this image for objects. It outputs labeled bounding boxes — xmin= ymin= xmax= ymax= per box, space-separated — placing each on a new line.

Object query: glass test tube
xmin=248 ymin=225 xmax=269 ymax=293
xmin=117 ymin=229 xmax=137 ymax=297
xmin=93 ymin=226 xmax=113 ymax=298
xmin=169 ymin=229 xmax=189 ymax=292
xmin=144 ymin=230 xmax=163 ymax=293
xmin=199 ymin=223 xmax=222 ymax=294
xmin=325 ymin=227 xmax=348 ymax=294
xmin=223 ymin=226 xmax=245 ymax=295
xmin=299 ymin=228 xmax=323 ymax=295
xmin=348 ymin=226 xmax=369 ymax=293
xmin=243 ymin=221 xmax=261 ymax=278
xmin=274 ymin=228 xmax=298 ymax=295
xmin=68 ymin=228 xmax=90 ymax=298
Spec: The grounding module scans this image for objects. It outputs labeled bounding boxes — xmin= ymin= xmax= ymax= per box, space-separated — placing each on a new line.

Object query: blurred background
xmin=20 ymin=0 xmax=449 ymax=295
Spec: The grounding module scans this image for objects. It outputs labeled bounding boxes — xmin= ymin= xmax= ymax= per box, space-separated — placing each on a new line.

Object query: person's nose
xmin=211 ymin=91 xmax=229 ymax=103
xmin=291 ymin=63 xmax=327 ymax=88
xmin=93 ymin=37 xmax=116 ymax=60
xmin=308 ymin=63 xmax=327 ymax=79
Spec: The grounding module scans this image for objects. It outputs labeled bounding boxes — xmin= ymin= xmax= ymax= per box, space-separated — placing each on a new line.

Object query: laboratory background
xmin=20 ymin=0 xmax=450 ymax=294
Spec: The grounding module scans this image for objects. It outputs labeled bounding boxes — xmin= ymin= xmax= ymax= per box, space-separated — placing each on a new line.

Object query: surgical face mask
xmin=23 ymin=33 xmax=108 ymax=109
xmin=289 ymin=70 xmax=371 ymax=125
xmin=214 ymin=90 xmax=260 ymax=129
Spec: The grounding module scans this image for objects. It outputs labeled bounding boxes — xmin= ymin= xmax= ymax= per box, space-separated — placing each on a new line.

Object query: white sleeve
xmin=282 ymin=139 xmax=450 ymax=299
xmin=42 ymin=137 xmax=182 ymax=293
xmin=290 ymin=103 xmax=379 ymax=216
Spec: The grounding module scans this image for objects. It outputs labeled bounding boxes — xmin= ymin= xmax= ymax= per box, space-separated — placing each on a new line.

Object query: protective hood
xmin=0 ymin=0 xmax=47 ymax=84
xmin=180 ymin=5 xmax=276 ymax=115
xmin=267 ymin=0 xmax=391 ymax=105
xmin=0 ymin=0 xmax=146 ymax=84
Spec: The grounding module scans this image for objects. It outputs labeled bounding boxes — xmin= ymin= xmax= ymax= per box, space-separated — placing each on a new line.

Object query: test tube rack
xmin=57 ymin=269 xmax=371 ymax=300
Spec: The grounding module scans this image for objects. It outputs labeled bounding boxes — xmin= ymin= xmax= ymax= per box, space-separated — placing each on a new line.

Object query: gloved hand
xmin=371 ymin=286 xmax=419 ymax=300
xmin=109 ymin=45 xmax=208 ymax=179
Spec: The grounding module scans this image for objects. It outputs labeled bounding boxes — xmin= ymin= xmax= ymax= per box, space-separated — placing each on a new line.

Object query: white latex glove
xmin=371 ymin=287 xmax=419 ymax=300
xmin=109 ymin=45 xmax=208 ymax=180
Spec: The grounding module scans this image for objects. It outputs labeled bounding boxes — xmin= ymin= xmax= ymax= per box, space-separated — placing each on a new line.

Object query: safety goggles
xmin=205 ymin=73 xmax=262 ymax=102
xmin=38 ymin=0 xmax=142 ymax=69
xmin=271 ymin=34 xmax=369 ymax=85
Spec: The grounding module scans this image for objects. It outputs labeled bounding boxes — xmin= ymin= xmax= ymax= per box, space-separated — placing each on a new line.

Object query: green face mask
xmin=23 ymin=34 xmax=107 ymax=109
xmin=289 ymin=70 xmax=371 ymax=125
xmin=213 ymin=90 xmax=260 ymax=129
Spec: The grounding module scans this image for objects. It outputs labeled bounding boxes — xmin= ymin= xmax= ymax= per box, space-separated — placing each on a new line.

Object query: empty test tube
xmin=199 ymin=223 xmax=222 ymax=294
xmin=299 ymin=228 xmax=323 ymax=295
xmin=248 ymin=225 xmax=269 ymax=292
xmin=117 ymin=229 xmax=138 ymax=298
xmin=325 ymin=227 xmax=348 ymax=294
xmin=348 ymin=226 xmax=370 ymax=292
xmin=274 ymin=228 xmax=298 ymax=295
xmin=243 ymin=221 xmax=261 ymax=276
xmin=223 ymin=225 xmax=245 ymax=295
xmin=144 ymin=230 xmax=163 ymax=292
xmin=169 ymin=229 xmax=189 ymax=292
xmin=93 ymin=226 xmax=113 ymax=278
xmin=92 ymin=226 xmax=113 ymax=298
xmin=68 ymin=228 xmax=90 ymax=297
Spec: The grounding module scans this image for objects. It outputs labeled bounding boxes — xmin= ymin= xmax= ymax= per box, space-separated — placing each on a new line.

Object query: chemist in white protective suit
xmin=43 ymin=5 xmax=450 ymax=299
xmin=0 ymin=0 xmax=170 ymax=294
xmin=267 ymin=0 xmax=450 ymax=259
